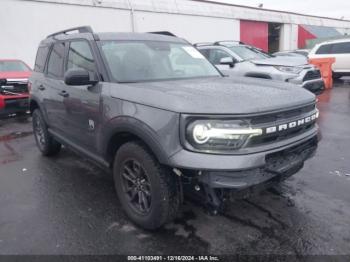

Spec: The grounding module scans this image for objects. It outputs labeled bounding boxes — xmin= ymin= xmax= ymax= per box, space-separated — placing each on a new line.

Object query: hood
xmin=109 ymin=76 xmax=315 ymax=114
xmin=0 ymin=71 xmax=31 ymax=80
xmin=250 ymin=56 xmax=308 ymax=67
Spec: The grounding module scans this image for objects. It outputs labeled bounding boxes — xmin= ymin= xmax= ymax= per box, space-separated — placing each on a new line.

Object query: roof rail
xmin=214 ymin=40 xmax=245 ymax=45
xmin=47 ymin=26 xmax=93 ymax=39
xmin=193 ymin=42 xmax=214 ymax=47
xmin=148 ymin=31 xmax=177 ymax=37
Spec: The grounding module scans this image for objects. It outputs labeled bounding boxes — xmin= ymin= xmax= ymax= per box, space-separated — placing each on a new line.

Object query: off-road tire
xmin=32 ymin=109 xmax=61 ymax=156
xmin=113 ymin=141 xmax=181 ymax=230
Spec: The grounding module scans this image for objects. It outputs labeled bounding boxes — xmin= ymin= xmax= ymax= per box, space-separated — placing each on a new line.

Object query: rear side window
xmin=34 ymin=46 xmax=49 ymax=72
xmin=67 ymin=41 xmax=95 ymax=73
xmin=47 ymin=42 xmax=65 ymax=79
xmin=331 ymin=42 xmax=350 ymax=54
xmin=315 ymin=44 xmax=332 ymax=54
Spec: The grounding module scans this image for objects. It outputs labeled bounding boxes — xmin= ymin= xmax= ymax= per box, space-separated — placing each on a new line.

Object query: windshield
xmin=226 ymin=45 xmax=270 ymax=60
xmin=100 ymin=40 xmax=220 ymax=82
xmin=0 ymin=61 xmax=30 ymax=72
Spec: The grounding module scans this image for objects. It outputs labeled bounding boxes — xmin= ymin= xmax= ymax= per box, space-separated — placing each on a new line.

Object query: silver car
xmin=196 ymin=41 xmax=324 ymax=95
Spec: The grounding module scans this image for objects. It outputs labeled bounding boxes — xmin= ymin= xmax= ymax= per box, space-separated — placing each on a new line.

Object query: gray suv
xmin=30 ymin=27 xmax=320 ymax=229
xmin=196 ymin=41 xmax=324 ymax=95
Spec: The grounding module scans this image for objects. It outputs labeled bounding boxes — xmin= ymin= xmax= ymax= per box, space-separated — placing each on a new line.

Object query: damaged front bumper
xmin=198 ymin=136 xmax=317 ymax=191
xmin=180 ymin=135 xmax=319 ymax=210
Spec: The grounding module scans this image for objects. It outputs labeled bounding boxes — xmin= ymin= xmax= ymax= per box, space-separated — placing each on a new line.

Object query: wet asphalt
xmin=0 ymin=79 xmax=350 ymax=256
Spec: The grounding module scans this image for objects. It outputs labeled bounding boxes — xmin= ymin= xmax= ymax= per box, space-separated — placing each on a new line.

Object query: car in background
xmin=308 ymin=38 xmax=350 ymax=79
xmin=196 ymin=41 xmax=324 ymax=95
xmin=273 ymin=49 xmax=309 ymax=58
xmin=0 ymin=59 xmax=31 ymax=117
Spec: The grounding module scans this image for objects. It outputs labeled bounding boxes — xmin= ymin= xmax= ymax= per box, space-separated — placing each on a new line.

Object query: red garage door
xmin=240 ymin=20 xmax=268 ymax=51
xmin=298 ymin=25 xmax=317 ymax=49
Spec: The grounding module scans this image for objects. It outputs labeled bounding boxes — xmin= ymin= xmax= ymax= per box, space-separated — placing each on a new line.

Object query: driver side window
xmin=66 ymin=41 xmax=96 ymax=74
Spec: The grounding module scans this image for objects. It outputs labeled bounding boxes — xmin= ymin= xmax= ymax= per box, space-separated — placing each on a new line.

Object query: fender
xmin=99 ymin=116 xmax=170 ymax=165
xmin=29 ymin=96 xmax=50 ymax=123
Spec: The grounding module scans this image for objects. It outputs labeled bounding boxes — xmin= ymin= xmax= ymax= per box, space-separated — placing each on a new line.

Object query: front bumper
xmin=170 ymin=126 xmax=320 ymax=190
xmin=286 ymin=68 xmax=324 ymax=95
xmin=197 ymin=136 xmax=317 ymax=190
xmin=301 ymin=79 xmax=325 ymax=95
xmin=0 ymin=95 xmax=30 ymax=117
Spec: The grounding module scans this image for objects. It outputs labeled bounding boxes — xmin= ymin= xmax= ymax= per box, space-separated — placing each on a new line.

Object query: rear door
xmin=61 ymin=40 xmax=101 ymax=151
xmin=43 ymin=41 xmax=67 ymax=133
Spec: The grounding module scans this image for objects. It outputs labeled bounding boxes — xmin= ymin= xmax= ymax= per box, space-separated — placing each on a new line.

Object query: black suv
xmin=30 ymin=26 xmax=320 ymax=229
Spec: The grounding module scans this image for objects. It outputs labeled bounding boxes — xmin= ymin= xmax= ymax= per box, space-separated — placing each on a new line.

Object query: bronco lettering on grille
xmin=265 ymin=111 xmax=318 ymax=134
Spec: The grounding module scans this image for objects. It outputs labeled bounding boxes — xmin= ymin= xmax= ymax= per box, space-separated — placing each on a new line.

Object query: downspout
xmin=126 ymin=0 xmax=136 ymax=32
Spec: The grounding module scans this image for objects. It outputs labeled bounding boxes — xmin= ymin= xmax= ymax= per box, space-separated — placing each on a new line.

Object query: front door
xmin=61 ymin=40 xmax=101 ymax=152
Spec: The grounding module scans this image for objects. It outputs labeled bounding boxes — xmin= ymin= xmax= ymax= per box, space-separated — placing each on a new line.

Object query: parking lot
xmin=0 ymin=79 xmax=350 ymax=256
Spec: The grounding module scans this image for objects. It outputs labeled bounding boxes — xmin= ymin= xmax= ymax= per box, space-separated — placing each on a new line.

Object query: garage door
xmin=240 ymin=20 xmax=268 ymax=51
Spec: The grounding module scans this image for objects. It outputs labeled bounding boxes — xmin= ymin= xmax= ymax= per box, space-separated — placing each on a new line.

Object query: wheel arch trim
xmin=100 ymin=116 xmax=170 ymax=166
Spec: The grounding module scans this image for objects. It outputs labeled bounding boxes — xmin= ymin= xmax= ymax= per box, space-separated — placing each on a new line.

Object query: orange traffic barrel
xmin=308 ymin=57 xmax=336 ymax=89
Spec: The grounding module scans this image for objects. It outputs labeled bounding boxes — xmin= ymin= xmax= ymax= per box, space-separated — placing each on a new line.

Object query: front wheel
xmin=32 ymin=109 xmax=61 ymax=156
xmin=113 ymin=142 xmax=181 ymax=230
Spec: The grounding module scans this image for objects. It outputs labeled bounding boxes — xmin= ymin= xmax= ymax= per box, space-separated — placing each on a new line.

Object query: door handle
xmin=58 ymin=90 xmax=69 ymax=97
xmin=38 ymin=85 xmax=45 ymax=91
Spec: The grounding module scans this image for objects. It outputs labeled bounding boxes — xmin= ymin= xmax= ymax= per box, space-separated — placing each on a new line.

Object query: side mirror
xmin=220 ymin=57 xmax=235 ymax=68
xmin=64 ymin=68 xmax=99 ymax=86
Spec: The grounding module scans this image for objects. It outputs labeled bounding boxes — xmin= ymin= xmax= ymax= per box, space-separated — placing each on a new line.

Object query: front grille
xmin=303 ymin=81 xmax=325 ymax=95
xmin=0 ymin=80 xmax=28 ymax=94
xmin=250 ymin=104 xmax=315 ymax=125
xmin=249 ymin=122 xmax=315 ymax=146
xmin=303 ymin=70 xmax=321 ymax=81
xmin=248 ymin=103 xmax=317 ymax=147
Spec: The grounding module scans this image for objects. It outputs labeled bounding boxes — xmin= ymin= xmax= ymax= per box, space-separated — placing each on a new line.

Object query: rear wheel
xmin=113 ymin=141 xmax=181 ymax=230
xmin=32 ymin=109 xmax=61 ymax=156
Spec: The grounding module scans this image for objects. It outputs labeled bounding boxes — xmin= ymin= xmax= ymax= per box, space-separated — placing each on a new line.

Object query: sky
xmin=210 ymin=0 xmax=350 ymax=20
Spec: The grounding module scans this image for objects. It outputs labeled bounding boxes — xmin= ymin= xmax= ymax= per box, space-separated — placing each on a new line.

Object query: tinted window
xmin=67 ymin=41 xmax=95 ymax=73
xmin=47 ymin=42 xmax=65 ymax=79
xmin=316 ymin=44 xmax=332 ymax=54
xmin=208 ymin=49 xmax=232 ymax=64
xmin=331 ymin=42 xmax=350 ymax=54
xmin=198 ymin=49 xmax=210 ymax=59
xmin=34 ymin=46 xmax=49 ymax=72
xmin=0 ymin=61 xmax=30 ymax=72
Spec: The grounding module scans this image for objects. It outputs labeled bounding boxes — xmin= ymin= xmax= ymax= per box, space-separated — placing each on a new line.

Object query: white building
xmin=1 ymin=0 xmax=350 ymax=67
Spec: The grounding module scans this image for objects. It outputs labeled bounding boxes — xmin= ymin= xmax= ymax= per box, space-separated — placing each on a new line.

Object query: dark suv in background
xmin=30 ymin=26 xmax=320 ymax=229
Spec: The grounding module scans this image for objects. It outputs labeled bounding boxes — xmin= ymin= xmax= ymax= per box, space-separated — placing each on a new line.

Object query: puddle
xmin=0 ymin=131 xmax=33 ymax=142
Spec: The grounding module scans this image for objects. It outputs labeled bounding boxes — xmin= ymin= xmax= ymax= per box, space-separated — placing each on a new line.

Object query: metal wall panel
xmin=240 ymin=20 xmax=268 ymax=51
xmin=134 ymin=11 xmax=240 ymax=43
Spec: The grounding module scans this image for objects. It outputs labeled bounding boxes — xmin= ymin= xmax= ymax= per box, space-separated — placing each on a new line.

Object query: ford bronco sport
xmin=30 ymin=26 xmax=320 ymax=229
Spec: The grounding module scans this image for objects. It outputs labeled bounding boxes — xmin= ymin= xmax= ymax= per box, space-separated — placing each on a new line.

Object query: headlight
xmin=186 ymin=120 xmax=262 ymax=151
xmin=274 ymin=66 xmax=303 ymax=74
